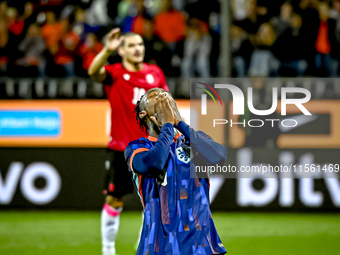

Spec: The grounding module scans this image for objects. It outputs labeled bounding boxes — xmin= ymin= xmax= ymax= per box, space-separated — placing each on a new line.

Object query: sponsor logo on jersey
xmin=123 ymin=74 xmax=130 ymax=81
xmin=146 ymin=74 xmax=154 ymax=84
xmin=176 ymin=145 xmax=192 ymax=164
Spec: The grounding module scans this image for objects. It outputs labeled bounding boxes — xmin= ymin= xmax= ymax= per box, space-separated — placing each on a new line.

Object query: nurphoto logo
xmin=197 ymin=83 xmax=312 ymax=128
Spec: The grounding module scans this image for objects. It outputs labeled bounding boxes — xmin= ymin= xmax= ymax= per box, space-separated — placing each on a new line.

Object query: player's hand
xmin=150 ymin=93 xmax=175 ymax=128
xmin=105 ymin=28 xmax=125 ymax=52
xmin=169 ymin=97 xmax=182 ymax=126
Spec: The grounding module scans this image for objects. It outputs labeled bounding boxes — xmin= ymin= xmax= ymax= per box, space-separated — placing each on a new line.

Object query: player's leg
xmin=101 ymin=195 xmax=124 ymax=255
xmin=101 ymin=150 xmax=134 ymax=255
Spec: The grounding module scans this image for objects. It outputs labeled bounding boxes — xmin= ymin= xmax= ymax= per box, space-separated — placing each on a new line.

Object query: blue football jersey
xmin=125 ymin=129 xmax=227 ymax=255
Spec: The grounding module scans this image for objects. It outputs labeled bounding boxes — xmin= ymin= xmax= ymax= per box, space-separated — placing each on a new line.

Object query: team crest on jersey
xmin=146 ymin=74 xmax=154 ymax=84
xmin=176 ymin=145 xmax=193 ymax=164
xmin=123 ymin=74 xmax=130 ymax=81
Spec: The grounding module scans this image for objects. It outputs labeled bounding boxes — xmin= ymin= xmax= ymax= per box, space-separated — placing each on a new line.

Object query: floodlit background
xmin=1 ymin=0 xmax=340 ymax=254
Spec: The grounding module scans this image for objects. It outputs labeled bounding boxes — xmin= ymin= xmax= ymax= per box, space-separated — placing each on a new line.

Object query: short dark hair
xmin=134 ymin=88 xmax=169 ymax=134
xmin=120 ymin=32 xmax=141 ymax=47
xmin=135 ymin=95 xmax=149 ymax=135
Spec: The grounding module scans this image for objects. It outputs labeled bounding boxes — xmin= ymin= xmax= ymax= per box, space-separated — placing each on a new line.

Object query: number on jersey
xmin=132 ymin=87 xmax=146 ymax=105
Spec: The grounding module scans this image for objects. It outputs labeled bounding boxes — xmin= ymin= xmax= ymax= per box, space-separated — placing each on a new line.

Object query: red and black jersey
xmin=103 ymin=62 xmax=169 ymax=151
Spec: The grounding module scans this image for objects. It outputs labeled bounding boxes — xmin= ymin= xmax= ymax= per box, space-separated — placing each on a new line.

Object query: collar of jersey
xmin=148 ymin=132 xmax=181 ymax=143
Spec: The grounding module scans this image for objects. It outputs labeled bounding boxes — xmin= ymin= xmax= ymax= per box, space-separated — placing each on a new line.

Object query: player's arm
xmin=176 ymin=121 xmax=227 ymax=164
xmin=131 ymin=123 xmax=174 ymax=175
xmin=88 ymin=28 xmax=125 ymax=83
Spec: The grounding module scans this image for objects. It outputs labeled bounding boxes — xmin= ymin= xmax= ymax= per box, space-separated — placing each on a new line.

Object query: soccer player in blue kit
xmin=124 ymin=88 xmax=227 ymax=255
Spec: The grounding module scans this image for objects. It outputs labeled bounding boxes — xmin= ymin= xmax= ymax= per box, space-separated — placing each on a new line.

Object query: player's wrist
xmin=104 ymin=46 xmax=116 ymax=54
xmin=174 ymin=119 xmax=182 ymax=126
xmin=163 ymin=122 xmax=174 ymax=128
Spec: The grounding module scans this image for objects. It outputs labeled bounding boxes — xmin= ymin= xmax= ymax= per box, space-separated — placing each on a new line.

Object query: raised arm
xmin=88 ymin=28 xmax=124 ymax=83
xmin=132 ymin=123 xmax=174 ymax=176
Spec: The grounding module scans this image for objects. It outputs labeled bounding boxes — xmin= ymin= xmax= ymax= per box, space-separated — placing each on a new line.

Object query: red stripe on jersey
xmin=148 ymin=132 xmax=181 ymax=143
xmin=129 ymin=148 xmax=149 ymax=172
xmin=138 ymin=174 xmax=145 ymax=208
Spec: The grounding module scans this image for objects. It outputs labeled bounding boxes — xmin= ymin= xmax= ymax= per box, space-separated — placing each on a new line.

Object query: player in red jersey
xmin=88 ymin=28 xmax=169 ymax=255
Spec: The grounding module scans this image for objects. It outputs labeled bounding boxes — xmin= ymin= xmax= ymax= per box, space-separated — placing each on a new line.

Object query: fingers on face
xmin=163 ymin=97 xmax=172 ymax=110
xmin=154 ymin=93 xmax=173 ymax=112
xmin=164 ymin=97 xmax=172 ymax=109
xmin=150 ymin=116 xmax=158 ymax=125
xmin=154 ymin=99 xmax=163 ymax=113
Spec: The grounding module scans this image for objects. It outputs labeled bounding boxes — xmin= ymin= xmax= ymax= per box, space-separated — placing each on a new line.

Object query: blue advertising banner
xmin=0 ymin=111 xmax=61 ymax=137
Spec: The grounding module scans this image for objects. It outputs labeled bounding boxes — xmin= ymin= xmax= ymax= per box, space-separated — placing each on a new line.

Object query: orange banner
xmin=0 ymin=100 xmax=196 ymax=147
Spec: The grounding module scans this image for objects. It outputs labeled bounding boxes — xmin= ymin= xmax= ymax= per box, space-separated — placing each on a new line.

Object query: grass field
xmin=0 ymin=211 xmax=339 ymax=255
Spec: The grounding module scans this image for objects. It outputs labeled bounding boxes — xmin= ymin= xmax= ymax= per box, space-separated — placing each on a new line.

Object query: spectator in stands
xmin=299 ymin=0 xmax=319 ymax=11
xmin=271 ymin=2 xmax=293 ymax=37
xmin=314 ymin=1 xmax=339 ymax=76
xmin=153 ymin=0 xmax=186 ymax=52
xmin=42 ymin=11 xmax=65 ymax=52
xmin=231 ymin=24 xmax=254 ymax=77
xmin=6 ymin=2 xmax=35 ymax=53
xmin=0 ymin=17 xmax=8 ymax=75
xmin=131 ymin=2 xmax=150 ymax=36
xmin=256 ymin=0 xmax=287 ymax=22
xmin=273 ymin=14 xmax=308 ymax=76
xmin=6 ymin=7 xmax=26 ymax=65
xmin=16 ymin=24 xmax=46 ymax=77
xmin=38 ymin=0 xmax=64 ymax=8
xmin=238 ymin=0 xmax=264 ymax=35
xmin=20 ymin=2 xmax=36 ymax=39
xmin=184 ymin=0 xmax=221 ymax=77
xmin=72 ymin=8 xmax=103 ymax=40
xmin=181 ymin=17 xmax=212 ymax=79
xmin=248 ymin=23 xmax=280 ymax=77
xmin=41 ymin=11 xmax=67 ymax=77
xmin=209 ymin=10 xmax=221 ymax=77
xmin=86 ymin=0 xmax=112 ymax=27
xmin=7 ymin=7 xmax=24 ymax=37
xmin=52 ymin=18 xmax=80 ymax=77
xmin=72 ymin=8 xmax=88 ymax=40
xmin=142 ymin=19 xmax=173 ymax=76
xmin=232 ymin=0 xmax=251 ymax=20
xmin=0 ymin=1 xmax=7 ymax=18
xmin=330 ymin=0 xmax=340 ymax=42
xmin=121 ymin=0 xmax=151 ymax=36
xmin=115 ymin=0 xmax=136 ymax=26
xmin=184 ymin=0 xmax=220 ymax=25
xmin=297 ymin=0 xmax=320 ymax=74
xmin=79 ymin=33 xmax=103 ymax=73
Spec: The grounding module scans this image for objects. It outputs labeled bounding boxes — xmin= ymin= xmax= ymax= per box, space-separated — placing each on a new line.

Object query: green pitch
xmin=0 ymin=211 xmax=339 ymax=255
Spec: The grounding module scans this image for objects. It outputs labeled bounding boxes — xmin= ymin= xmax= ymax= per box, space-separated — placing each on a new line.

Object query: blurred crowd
xmin=0 ymin=0 xmax=220 ymax=81
xmin=232 ymin=0 xmax=340 ymax=77
xmin=1 ymin=0 xmax=340 ymax=84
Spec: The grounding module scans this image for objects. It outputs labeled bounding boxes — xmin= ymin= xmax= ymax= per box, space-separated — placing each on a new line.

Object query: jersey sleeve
xmin=103 ymin=64 xmax=116 ymax=86
xmin=125 ymin=123 xmax=174 ymax=176
xmin=124 ymin=139 xmax=150 ymax=173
